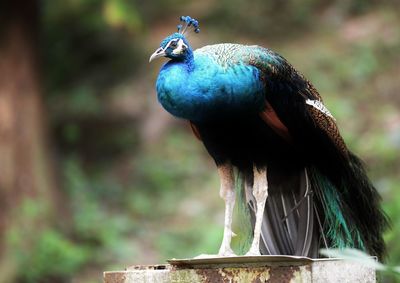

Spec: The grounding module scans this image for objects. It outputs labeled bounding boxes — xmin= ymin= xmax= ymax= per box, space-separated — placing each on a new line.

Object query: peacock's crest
xmin=150 ymin=16 xmax=200 ymax=63
xmin=177 ymin=16 xmax=200 ymax=35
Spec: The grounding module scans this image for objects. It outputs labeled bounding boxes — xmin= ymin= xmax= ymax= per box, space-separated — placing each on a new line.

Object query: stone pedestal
xmin=103 ymin=255 xmax=375 ymax=283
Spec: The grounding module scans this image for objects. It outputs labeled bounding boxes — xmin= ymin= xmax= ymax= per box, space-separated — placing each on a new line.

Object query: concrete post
xmin=103 ymin=255 xmax=376 ymax=283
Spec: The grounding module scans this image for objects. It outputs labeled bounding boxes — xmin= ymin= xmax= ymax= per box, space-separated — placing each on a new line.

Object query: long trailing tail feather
xmin=238 ymin=152 xmax=388 ymax=260
xmin=339 ymin=152 xmax=389 ymax=259
xmin=309 ymin=167 xmax=366 ymax=252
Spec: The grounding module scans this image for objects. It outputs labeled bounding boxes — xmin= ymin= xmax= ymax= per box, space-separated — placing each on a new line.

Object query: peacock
xmin=149 ymin=16 xmax=388 ymax=259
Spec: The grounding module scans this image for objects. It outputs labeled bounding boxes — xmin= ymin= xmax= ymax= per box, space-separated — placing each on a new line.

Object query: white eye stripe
xmin=164 ymin=39 xmax=188 ymax=53
xmin=171 ymin=39 xmax=188 ymax=54
xmin=165 ymin=39 xmax=178 ymax=49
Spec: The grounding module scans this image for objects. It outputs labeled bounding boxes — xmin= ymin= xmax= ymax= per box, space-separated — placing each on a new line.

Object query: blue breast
xmin=156 ymin=54 xmax=265 ymax=122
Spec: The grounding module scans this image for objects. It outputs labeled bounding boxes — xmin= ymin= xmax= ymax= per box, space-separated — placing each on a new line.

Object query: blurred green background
xmin=0 ymin=0 xmax=399 ymax=282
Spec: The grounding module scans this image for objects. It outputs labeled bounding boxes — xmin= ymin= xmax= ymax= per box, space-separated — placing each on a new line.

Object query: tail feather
xmin=244 ymin=167 xmax=318 ymax=257
xmin=240 ymin=153 xmax=388 ymax=260
xmin=312 ymin=152 xmax=389 ymax=259
xmin=310 ymin=167 xmax=365 ymax=251
xmin=335 ymin=152 xmax=388 ymax=258
xmin=294 ymin=171 xmax=314 ymax=256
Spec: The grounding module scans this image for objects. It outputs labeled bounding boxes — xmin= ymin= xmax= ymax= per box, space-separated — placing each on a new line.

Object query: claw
xmin=245 ymin=249 xmax=261 ymax=256
xmin=218 ymin=246 xmax=236 ymax=257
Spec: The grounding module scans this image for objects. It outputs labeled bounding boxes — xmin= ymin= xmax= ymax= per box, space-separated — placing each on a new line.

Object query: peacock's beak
xmin=149 ymin=47 xmax=166 ymax=62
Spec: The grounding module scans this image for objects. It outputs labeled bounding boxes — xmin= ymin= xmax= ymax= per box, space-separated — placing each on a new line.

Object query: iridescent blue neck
xmin=184 ymin=49 xmax=194 ymax=71
xmin=172 ymin=48 xmax=194 ymax=71
xmin=156 ymin=51 xmax=265 ymax=122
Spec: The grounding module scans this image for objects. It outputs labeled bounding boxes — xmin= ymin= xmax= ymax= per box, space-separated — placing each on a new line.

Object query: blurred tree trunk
xmin=0 ymin=0 xmax=56 ymax=280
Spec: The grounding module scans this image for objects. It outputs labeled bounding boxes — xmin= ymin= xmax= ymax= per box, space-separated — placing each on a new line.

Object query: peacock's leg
xmin=217 ymin=163 xmax=236 ymax=256
xmin=246 ymin=165 xmax=268 ymax=256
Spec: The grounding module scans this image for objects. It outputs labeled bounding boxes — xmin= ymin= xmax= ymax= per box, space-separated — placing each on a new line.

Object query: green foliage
xmin=64 ymin=158 xmax=133 ymax=249
xmin=18 ymin=230 xmax=89 ymax=283
xmin=103 ymin=0 xmax=142 ymax=32
xmin=6 ymin=199 xmax=89 ymax=283
xmin=382 ymin=179 xmax=400 ymax=264
xmin=42 ymin=0 xmax=144 ymax=95
xmin=156 ymin=222 xmax=222 ymax=260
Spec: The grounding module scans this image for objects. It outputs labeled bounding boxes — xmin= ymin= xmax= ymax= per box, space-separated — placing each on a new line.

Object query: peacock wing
xmin=194 ymin=44 xmax=347 ymax=156
xmin=244 ymin=46 xmax=348 ymax=156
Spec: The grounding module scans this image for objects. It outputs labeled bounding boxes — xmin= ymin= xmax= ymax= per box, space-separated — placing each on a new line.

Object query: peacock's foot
xmin=218 ymin=246 xmax=236 ymax=257
xmin=245 ymin=248 xmax=261 ymax=256
xmin=194 ymin=248 xmax=236 ymax=259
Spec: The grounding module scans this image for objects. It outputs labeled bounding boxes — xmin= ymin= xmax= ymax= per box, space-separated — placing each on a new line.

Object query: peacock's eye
xmin=170 ymin=41 xmax=178 ymax=48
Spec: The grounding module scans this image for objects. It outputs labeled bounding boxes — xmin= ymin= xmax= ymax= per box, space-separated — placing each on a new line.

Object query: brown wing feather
xmin=189 ymin=122 xmax=202 ymax=140
xmin=298 ymin=80 xmax=348 ymax=156
xmin=248 ymin=48 xmax=348 ymax=157
xmin=307 ymin=105 xmax=348 ymax=156
xmin=259 ymin=101 xmax=292 ymax=143
xmin=301 ymin=80 xmax=348 ymax=156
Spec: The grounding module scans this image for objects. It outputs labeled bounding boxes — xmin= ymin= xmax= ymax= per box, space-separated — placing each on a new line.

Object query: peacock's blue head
xmin=149 ymin=16 xmax=200 ymax=63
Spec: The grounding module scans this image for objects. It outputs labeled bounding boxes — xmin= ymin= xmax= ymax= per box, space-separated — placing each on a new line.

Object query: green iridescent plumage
xmin=309 ymin=167 xmax=366 ymax=251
